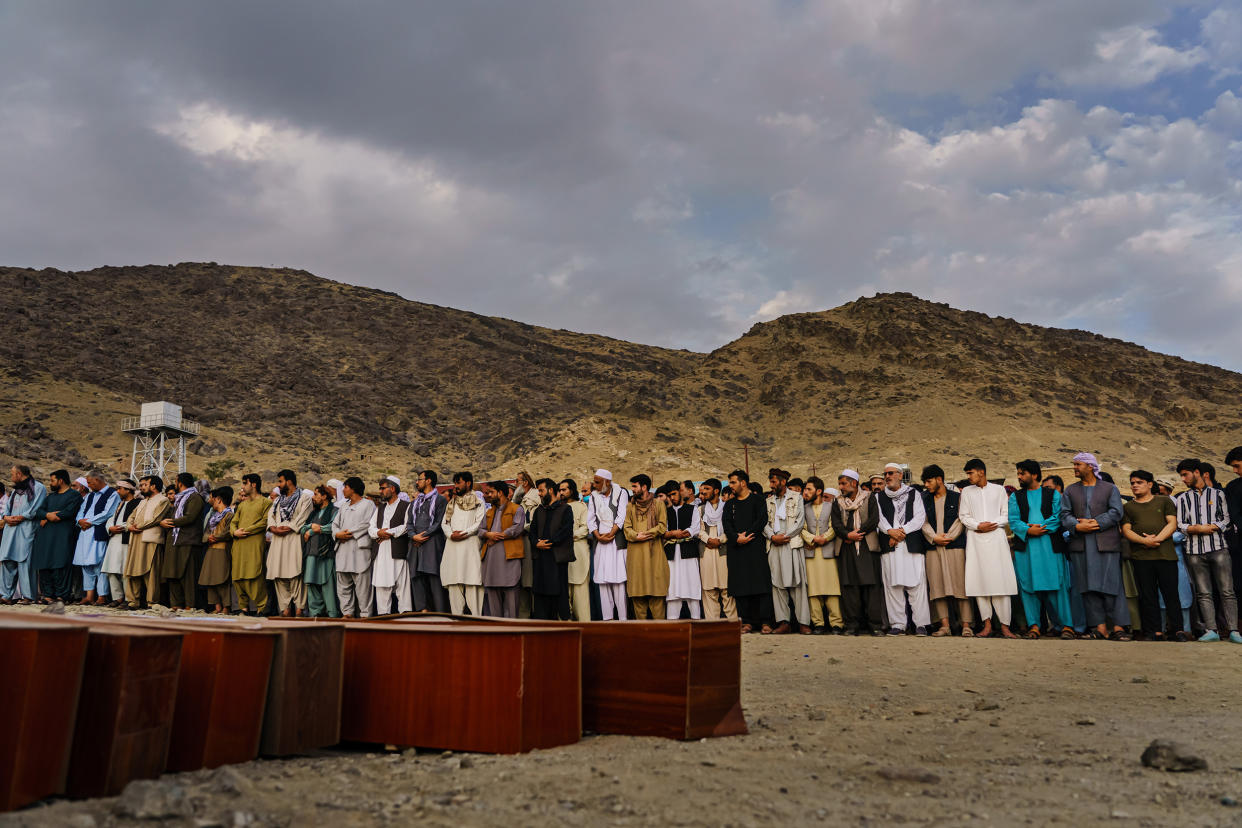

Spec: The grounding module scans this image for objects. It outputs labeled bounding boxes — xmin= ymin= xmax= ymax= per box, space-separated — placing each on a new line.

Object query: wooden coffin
xmin=0 ymin=616 xmax=89 ymax=811
xmin=381 ymin=616 xmax=747 ymax=740
xmin=255 ymin=620 xmax=345 ymax=756
xmin=62 ymin=623 xmax=184 ymax=798
xmin=84 ymin=616 xmax=276 ymax=772
xmin=338 ymin=623 xmax=581 ymax=753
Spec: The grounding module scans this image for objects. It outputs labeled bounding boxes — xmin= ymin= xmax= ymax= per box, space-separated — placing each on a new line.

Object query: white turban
xmin=840 ymin=469 xmax=860 ymax=482
xmin=326 ymin=478 xmax=343 ymax=492
xmin=884 ymin=463 xmax=902 ymax=473
xmin=384 ymin=475 xmax=401 ymax=488
xmin=595 ymin=468 xmax=613 ymax=481
xmin=825 ymin=487 xmax=840 ymax=497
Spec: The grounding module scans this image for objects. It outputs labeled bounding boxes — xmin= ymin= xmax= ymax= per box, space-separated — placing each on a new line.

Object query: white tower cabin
xmin=122 ymin=402 xmax=200 ymax=481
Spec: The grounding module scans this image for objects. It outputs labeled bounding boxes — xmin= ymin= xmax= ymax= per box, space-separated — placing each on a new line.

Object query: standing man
xmin=876 ymin=462 xmax=931 ymax=636
xmin=267 ymin=469 xmax=313 ymax=617
xmin=124 ymin=475 xmax=170 ymax=610
xmin=1225 ymin=447 xmax=1242 ymax=593
xmin=479 ymin=480 xmax=525 ymax=618
xmin=1 ymin=465 xmax=46 ymax=604
xmin=72 ymin=471 xmax=119 ymax=606
xmin=766 ymin=468 xmax=810 ymax=635
xmin=587 ymin=469 xmax=629 ymax=620
xmin=623 ymin=474 xmax=668 ymax=620
xmin=333 ymin=477 xmax=376 ymax=618
xmin=201 ymin=486 xmax=235 ymax=614
xmin=441 ymin=472 xmax=485 ymax=615
xmin=960 ymin=459 xmax=1019 ymax=639
xmin=1059 ymin=452 xmax=1131 ymax=640
xmin=662 ymin=482 xmax=702 ymax=619
xmin=301 ymin=485 xmax=339 ymax=618
xmin=229 ymin=473 xmax=272 ymax=616
xmin=697 ymin=478 xmax=737 ymax=621
xmin=680 ymin=480 xmax=700 ymax=509
xmin=33 ymin=469 xmax=83 ymax=603
xmin=1008 ymin=460 xmax=1073 ymax=639
xmin=159 ymin=472 xmax=205 ymax=610
xmin=530 ymin=477 xmax=574 ymax=620
xmin=801 ymin=476 xmax=842 ymax=634
xmin=1122 ymin=470 xmax=1182 ymax=641
xmin=369 ymin=475 xmax=412 ymax=614
xmin=408 ymin=470 xmax=448 ymax=613
xmin=723 ymin=470 xmax=773 ymax=633
xmin=831 ymin=470 xmax=885 ymax=636
xmin=102 ymin=479 xmax=139 ymax=607
xmin=562 ymin=479 xmax=593 ymax=621
xmin=1175 ymin=459 xmax=1239 ymax=642
xmin=920 ymin=465 xmax=973 ymax=637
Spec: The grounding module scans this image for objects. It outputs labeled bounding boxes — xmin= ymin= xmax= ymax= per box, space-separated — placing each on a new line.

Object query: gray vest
xmin=1064 ymin=481 xmax=1121 ymax=553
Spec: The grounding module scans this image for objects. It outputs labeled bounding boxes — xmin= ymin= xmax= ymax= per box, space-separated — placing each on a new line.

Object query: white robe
xmin=368 ymin=498 xmax=410 ymax=590
xmin=877 ymin=487 xmax=927 ymax=589
xmin=440 ymin=498 xmax=486 ymax=587
xmin=101 ymin=501 xmax=132 ymax=575
xmin=587 ymin=486 xmax=628 ymax=584
xmin=960 ymin=483 xmax=1018 ymax=596
xmin=666 ymin=506 xmax=702 ymax=601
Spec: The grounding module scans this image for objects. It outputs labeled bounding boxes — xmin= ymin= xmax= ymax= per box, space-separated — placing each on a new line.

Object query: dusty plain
xmin=2 ymin=603 xmax=1241 ymax=827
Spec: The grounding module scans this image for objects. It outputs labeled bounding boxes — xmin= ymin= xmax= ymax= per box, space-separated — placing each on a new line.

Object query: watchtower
xmin=121 ymin=401 xmax=200 ymax=481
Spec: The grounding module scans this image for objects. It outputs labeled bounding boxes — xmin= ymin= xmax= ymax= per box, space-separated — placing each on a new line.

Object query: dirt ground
xmin=4 ymin=617 xmax=1242 ymax=828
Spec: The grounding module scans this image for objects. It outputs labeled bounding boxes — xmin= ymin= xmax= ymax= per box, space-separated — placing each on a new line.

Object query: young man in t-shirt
xmin=1121 ymin=470 xmax=1183 ymax=641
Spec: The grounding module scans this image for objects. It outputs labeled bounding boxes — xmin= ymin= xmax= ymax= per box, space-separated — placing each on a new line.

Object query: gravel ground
xmin=4 ymin=616 xmax=1242 ymax=827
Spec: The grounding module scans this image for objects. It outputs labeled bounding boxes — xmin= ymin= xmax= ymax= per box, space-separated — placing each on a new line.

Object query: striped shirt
xmin=1175 ymin=485 xmax=1231 ymax=556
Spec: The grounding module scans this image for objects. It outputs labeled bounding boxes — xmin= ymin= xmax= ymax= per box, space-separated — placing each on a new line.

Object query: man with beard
xmin=72 ymin=470 xmax=119 ymax=606
xmin=530 ymin=477 xmax=574 ymax=620
xmin=440 ymin=472 xmax=486 ymax=615
xmin=623 ymin=474 xmax=668 ymax=620
xmin=587 ymin=469 xmax=629 ymax=620
xmin=1060 ymin=452 xmax=1131 ymax=640
xmin=724 ymin=470 xmax=772 ymax=633
xmin=479 ymin=480 xmax=525 ymax=618
xmin=125 ymin=475 xmax=171 ymax=610
xmin=1175 ymin=458 xmax=1238 ymax=642
xmin=332 ymin=477 xmax=377 ymax=617
xmin=801 ymin=476 xmax=842 ymax=634
xmin=1009 ymin=460 xmax=1073 ymax=639
xmin=831 ymin=470 xmax=885 ymax=636
xmin=229 ymin=473 xmax=272 ymax=616
xmin=266 ymin=469 xmax=314 ymax=616
xmin=662 ymin=481 xmax=702 ymax=619
xmin=370 ymin=475 xmax=413 ymax=615
xmin=102 ymin=479 xmax=140 ymax=607
xmin=408 ymin=470 xmax=449 ymax=613
xmin=32 ymin=469 xmax=82 ymax=603
xmin=766 ymin=468 xmax=810 ymax=635
xmin=159 ymin=472 xmax=206 ymax=611
xmin=561 ymin=479 xmax=593 ymax=621
xmin=0 ymin=465 xmax=47 ymax=604
xmin=920 ymin=465 xmax=973 ymax=636
xmin=697 ymin=478 xmax=737 ymax=621
xmin=876 ymin=462 xmax=931 ymax=636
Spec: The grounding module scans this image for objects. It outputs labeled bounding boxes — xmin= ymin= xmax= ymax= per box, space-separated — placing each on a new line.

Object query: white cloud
xmin=1059 ymin=25 xmax=1206 ymax=88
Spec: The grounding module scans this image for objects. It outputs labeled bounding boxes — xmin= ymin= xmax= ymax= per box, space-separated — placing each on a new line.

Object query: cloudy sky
xmin=3 ymin=1 xmax=1241 ymax=367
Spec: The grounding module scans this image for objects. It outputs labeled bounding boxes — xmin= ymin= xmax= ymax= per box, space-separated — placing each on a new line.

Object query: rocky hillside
xmin=0 ymin=265 xmax=1236 ymax=485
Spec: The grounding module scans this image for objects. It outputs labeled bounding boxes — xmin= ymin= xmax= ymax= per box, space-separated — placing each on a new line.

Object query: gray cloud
xmin=1 ymin=1 xmax=1239 ymax=367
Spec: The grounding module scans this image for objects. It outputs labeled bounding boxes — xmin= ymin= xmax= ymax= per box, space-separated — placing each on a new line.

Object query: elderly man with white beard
xmin=875 ymin=463 xmax=931 ymax=636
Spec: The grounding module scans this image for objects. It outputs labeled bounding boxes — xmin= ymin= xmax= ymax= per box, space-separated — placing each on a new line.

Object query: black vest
xmin=90 ymin=487 xmax=116 ymax=543
xmin=664 ymin=503 xmax=700 ymax=560
xmin=875 ymin=490 xmax=926 ymax=555
xmin=920 ymin=489 xmax=966 ymax=550
xmin=375 ymin=498 xmax=411 ymax=560
xmin=1011 ymin=487 xmax=1056 ymax=552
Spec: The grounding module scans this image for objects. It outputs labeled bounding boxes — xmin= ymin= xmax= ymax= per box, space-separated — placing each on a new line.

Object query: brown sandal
xmin=1025 ymin=626 xmax=1041 ymax=640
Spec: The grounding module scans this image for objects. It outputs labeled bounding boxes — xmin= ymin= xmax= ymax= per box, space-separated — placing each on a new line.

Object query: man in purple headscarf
xmin=1059 ymin=452 xmax=1130 ymax=640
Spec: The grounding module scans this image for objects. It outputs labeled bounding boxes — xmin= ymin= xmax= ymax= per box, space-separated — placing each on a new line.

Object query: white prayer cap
xmin=271 ymin=487 xmax=281 ymax=496
xmin=884 ymin=463 xmax=903 ymax=473
xmin=826 ymin=487 xmax=840 ymax=497
xmin=74 ymin=476 xmax=88 ymax=487
xmin=383 ymin=475 xmax=401 ymax=488
xmin=594 ymin=469 xmax=612 ymax=481
xmin=840 ymin=469 xmax=860 ymax=482
xmin=326 ymin=478 xmax=343 ymax=492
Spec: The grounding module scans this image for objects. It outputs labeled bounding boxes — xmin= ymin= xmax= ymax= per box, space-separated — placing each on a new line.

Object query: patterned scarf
xmin=206 ymin=506 xmax=234 ymax=535
xmin=172 ymin=487 xmax=196 ymax=544
xmin=276 ymin=487 xmax=302 ymax=522
xmin=444 ymin=491 xmax=480 ymax=522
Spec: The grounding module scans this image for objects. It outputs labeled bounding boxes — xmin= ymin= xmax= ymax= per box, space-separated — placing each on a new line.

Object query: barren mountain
xmin=0 ymin=264 xmax=1236 ymax=486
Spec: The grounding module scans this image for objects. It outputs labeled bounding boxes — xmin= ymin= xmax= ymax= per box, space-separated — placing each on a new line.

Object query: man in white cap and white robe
xmin=587 ymin=468 xmax=629 ymax=620
xmin=876 ymin=462 xmax=931 ymax=635
xmin=370 ymin=475 xmax=412 ymax=614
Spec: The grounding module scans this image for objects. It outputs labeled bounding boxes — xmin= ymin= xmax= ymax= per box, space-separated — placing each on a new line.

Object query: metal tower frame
xmin=122 ymin=408 xmax=200 ymax=482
